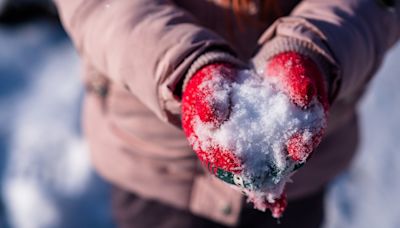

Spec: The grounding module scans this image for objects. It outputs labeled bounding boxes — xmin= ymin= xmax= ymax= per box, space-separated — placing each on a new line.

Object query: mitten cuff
xmin=183 ymin=51 xmax=246 ymax=91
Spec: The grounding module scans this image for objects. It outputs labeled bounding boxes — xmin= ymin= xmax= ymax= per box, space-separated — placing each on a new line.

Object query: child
xmin=55 ymin=0 xmax=399 ymax=227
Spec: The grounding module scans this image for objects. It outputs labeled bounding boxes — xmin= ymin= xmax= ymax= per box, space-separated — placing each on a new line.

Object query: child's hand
xmin=182 ymin=63 xmax=242 ymax=173
xmin=264 ymin=52 xmax=329 ymax=163
xmin=181 ymin=52 xmax=329 ymax=218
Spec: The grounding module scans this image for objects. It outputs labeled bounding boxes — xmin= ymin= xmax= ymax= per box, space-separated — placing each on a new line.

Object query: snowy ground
xmin=0 ymin=21 xmax=114 ymax=228
xmin=0 ymin=21 xmax=399 ymax=228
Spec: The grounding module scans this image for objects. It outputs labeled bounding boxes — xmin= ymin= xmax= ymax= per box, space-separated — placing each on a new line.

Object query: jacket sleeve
xmin=253 ymin=0 xmax=400 ymax=102
xmin=54 ymin=0 xmax=239 ymax=126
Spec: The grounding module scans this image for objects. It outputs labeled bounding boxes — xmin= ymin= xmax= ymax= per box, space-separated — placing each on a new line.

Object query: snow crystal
xmin=190 ymin=69 xmax=326 ymax=207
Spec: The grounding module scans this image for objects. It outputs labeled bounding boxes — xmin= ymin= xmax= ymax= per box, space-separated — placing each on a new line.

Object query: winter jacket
xmin=54 ymin=0 xmax=400 ymax=225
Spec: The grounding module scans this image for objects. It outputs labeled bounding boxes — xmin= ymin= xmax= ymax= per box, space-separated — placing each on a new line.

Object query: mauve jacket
xmin=54 ymin=0 xmax=400 ymax=225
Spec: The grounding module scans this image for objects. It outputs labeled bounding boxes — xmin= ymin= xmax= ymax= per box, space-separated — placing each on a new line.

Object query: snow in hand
xmin=188 ymin=69 xmax=326 ymax=216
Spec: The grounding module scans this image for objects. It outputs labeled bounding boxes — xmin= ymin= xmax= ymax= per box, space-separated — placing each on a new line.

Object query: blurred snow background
xmin=324 ymin=41 xmax=400 ymax=227
xmin=0 ymin=21 xmax=114 ymax=228
xmin=0 ymin=5 xmax=399 ymax=228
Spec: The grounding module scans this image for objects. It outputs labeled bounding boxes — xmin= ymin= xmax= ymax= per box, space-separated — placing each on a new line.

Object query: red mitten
xmin=182 ymin=63 xmax=242 ymax=173
xmin=265 ymin=52 xmax=329 ymax=162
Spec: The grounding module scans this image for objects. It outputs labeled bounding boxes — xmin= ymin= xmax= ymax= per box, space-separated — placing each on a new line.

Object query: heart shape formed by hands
xmin=181 ymin=52 xmax=329 ymax=218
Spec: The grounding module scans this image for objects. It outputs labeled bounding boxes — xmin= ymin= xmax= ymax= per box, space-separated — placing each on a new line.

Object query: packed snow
xmin=189 ymin=69 xmax=326 ymax=211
